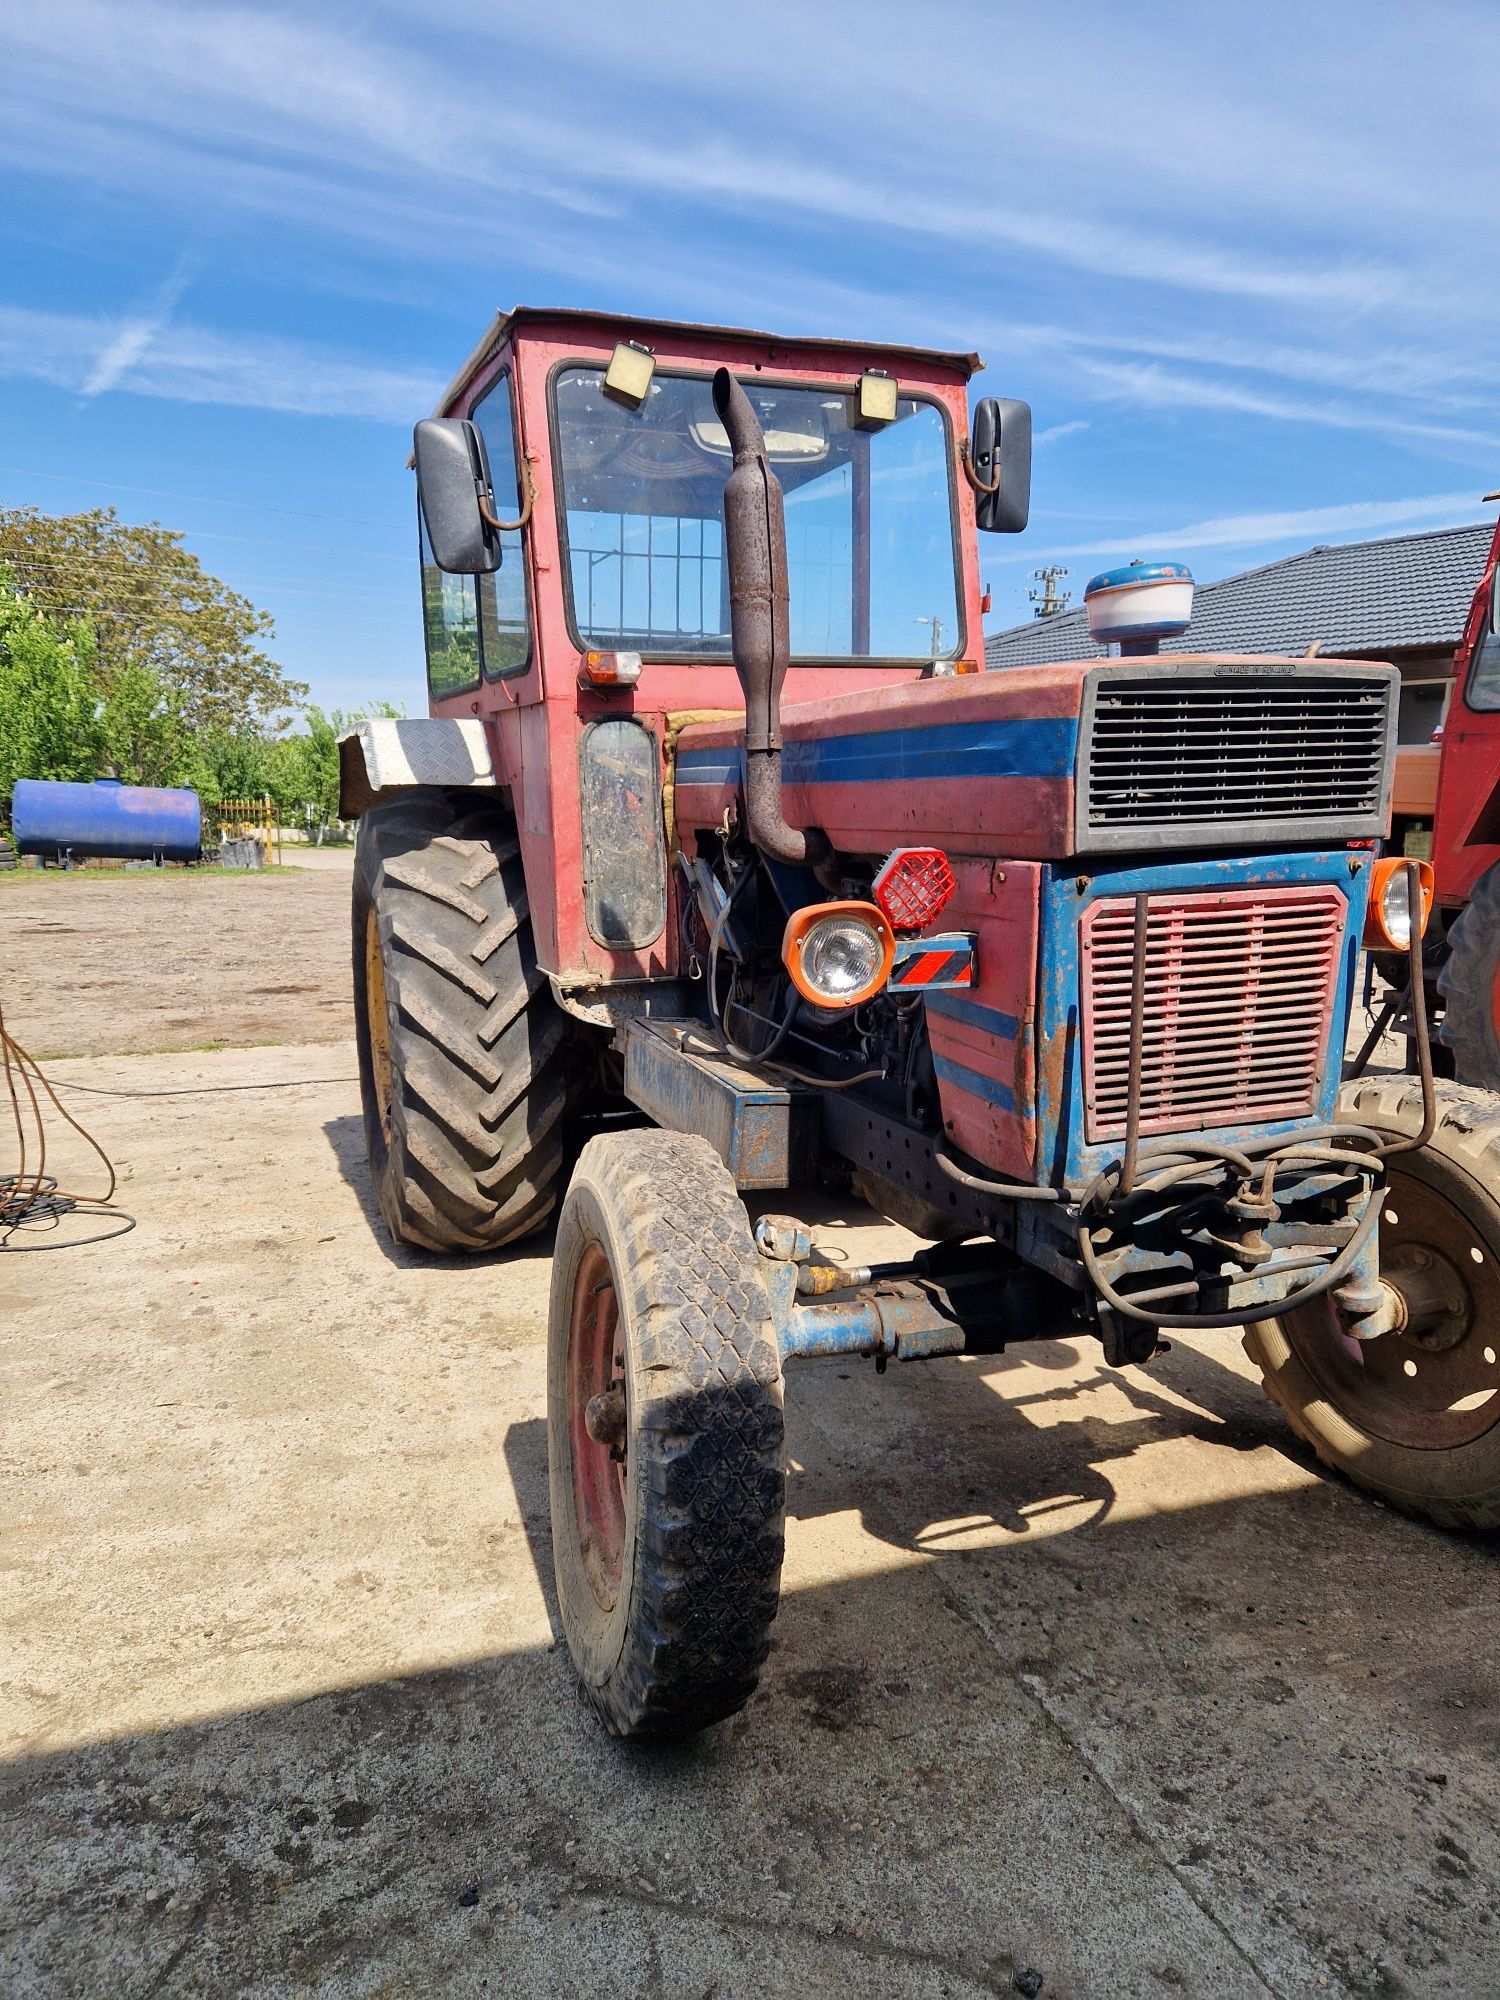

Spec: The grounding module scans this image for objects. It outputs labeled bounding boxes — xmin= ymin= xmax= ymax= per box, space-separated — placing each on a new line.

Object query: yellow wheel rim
xmin=364 ymin=904 xmax=395 ymax=1143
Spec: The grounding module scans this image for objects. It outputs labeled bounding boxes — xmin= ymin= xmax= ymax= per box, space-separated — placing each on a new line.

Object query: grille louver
xmin=1080 ymin=885 xmax=1345 ymax=1142
xmin=1078 ymin=669 xmax=1395 ymax=848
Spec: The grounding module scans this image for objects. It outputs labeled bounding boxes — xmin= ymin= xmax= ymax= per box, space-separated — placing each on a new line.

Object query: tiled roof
xmin=984 ymin=521 xmax=1495 ymax=669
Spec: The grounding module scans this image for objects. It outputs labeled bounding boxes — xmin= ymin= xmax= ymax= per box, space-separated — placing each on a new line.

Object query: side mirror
xmin=412 ymin=418 xmax=502 ymax=574
xmin=969 ymin=397 xmax=1032 ymax=535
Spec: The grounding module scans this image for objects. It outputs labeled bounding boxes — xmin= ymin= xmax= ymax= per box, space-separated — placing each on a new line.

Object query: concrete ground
xmin=2 ymin=859 xmax=1497 ymax=1998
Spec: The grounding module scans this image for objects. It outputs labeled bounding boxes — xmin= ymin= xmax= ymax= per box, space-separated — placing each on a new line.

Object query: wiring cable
xmin=703 ymin=861 xmax=885 ymax=1090
xmin=1 ymin=1006 xmax=136 ymax=1251
xmin=48 ymin=1074 xmax=359 ymax=1099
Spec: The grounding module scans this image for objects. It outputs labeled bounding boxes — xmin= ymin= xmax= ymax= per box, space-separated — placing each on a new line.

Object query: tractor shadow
xmin=322 ymin=1112 xmax=561 ymax=1272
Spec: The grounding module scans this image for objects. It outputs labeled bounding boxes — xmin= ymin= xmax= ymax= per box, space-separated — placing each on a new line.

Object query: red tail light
xmin=872 ymin=847 xmax=956 ymax=931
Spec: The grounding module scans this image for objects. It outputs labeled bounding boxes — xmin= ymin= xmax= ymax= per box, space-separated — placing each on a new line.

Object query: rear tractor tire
xmin=1245 ymin=1077 xmax=1500 ymax=1530
xmin=547 ymin=1130 xmax=786 ymax=1737
xmin=1437 ymin=862 xmax=1500 ymax=1094
xmin=353 ymin=792 xmax=573 ymax=1253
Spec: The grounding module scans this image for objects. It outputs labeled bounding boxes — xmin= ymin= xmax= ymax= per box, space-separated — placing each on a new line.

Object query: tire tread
xmin=353 ymin=794 xmax=572 ymax=1254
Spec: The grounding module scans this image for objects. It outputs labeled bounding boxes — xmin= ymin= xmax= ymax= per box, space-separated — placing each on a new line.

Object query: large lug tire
xmin=352 ymin=792 xmax=572 ymax=1253
xmin=1244 ymin=1077 xmax=1500 ymax=1530
xmin=1437 ymin=862 xmax=1500 ymax=1093
xmin=547 ymin=1130 xmax=786 ymax=1738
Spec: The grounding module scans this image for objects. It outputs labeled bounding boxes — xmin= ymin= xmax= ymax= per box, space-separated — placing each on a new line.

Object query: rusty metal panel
xmin=1079 ymin=883 xmax=1345 ymax=1142
xmin=622 ymin=1019 xmax=820 ymax=1189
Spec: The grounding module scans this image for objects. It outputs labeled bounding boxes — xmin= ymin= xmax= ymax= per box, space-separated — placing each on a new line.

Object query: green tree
xmin=98 ymin=661 xmax=212 ymax=792
xmin=0 ymin=506 xmax=306 ymax=730
xmin=0 ymin=583 xmax=105 ymax=799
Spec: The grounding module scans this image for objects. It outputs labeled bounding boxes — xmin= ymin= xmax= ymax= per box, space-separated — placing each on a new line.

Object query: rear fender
xmin=337 ymin=717 xmax=497 ymax=818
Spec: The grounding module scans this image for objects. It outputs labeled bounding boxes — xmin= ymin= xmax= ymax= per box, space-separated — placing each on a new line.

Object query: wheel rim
xmin=568 ymin=1240 xmax=628 ymax=1609
xmin=363 ymin=905 xmax=395 ymax=1144
xmin=1285 ymin=1164 xmax=1500 ymax=1448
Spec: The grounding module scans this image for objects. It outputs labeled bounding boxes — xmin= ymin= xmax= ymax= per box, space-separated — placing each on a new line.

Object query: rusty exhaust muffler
xmin=714 ymin=368 xmax=832 ymax=872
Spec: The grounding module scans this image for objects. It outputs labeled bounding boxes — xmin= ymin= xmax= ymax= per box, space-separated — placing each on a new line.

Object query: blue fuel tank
xmin=11 ymin=777 xmax=202 ymax=863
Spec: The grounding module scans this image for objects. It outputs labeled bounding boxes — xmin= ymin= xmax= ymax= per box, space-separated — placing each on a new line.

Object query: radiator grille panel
xmin=1081 ymin=673 xmax=1392 ymax=839
xmin=1079 ymin=885 xmax=1345 ymax=1143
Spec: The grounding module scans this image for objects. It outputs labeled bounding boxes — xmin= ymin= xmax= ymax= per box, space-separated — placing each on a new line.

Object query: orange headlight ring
xmin=781 ymin=900 xmax=896 ymax=1010
xmin=1364 ymin=856 xmax=1435 ymax=951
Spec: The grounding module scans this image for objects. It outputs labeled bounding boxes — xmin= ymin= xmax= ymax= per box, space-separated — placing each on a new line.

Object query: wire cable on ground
xmin=1 ymin=1005 xmax=136 ymax=1251
xmin=47 ymin=1074 xmax=359 ymax=1099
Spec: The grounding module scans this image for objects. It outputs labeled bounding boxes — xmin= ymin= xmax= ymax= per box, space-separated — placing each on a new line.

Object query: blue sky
xmin=1 ymin=0 xmax=1497 ymax=715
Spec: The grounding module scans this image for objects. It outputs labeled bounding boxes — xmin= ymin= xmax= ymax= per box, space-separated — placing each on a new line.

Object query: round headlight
xmin=802 ymin=917 xmax=884 ymax=998
xmin=1378 ymin=867 xmax=1415 ymax=950
xmin=782 ymin=901 xmax=895 ymax=1009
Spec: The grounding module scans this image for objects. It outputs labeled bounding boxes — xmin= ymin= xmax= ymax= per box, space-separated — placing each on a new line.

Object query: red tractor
xmin=1382 ymin=506 xmax=1500 ymax=1091
xmin=339 ymin=309 xmax=1500 ymax=1738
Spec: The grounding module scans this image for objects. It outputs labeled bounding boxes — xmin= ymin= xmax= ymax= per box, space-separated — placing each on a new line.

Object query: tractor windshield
xmin=552 ymin=366 xmax=962 ymax=662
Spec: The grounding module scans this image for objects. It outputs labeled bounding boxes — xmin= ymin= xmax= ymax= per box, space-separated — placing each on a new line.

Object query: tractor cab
xmin=348 ymin=307 xmax=1026 ymax=990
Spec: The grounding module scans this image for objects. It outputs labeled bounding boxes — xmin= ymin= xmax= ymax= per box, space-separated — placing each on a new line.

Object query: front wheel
xmin=547 ymin=1130 xmax=786 ymax=1737
xmin=1245 ymin=1077 xmax=1500 ymax=1530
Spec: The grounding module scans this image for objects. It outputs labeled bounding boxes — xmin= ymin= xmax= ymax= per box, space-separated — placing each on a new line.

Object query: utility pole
xmin=1028 ymin=566 xmax=1071 ymax=619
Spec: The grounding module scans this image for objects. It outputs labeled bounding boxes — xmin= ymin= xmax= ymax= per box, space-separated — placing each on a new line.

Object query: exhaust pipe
xmin=714 ymin=368 xmax=832 ymax=871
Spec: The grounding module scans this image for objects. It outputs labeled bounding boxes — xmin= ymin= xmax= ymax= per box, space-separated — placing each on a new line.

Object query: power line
xmin=0 ymin=463 xmax=380 ymax=527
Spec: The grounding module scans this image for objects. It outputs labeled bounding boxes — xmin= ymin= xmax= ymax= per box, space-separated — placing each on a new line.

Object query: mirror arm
xmin=958 ymin=438 xmax=1000 ymax=497
xmin=478 ymin=453 xmax=538 ymax=534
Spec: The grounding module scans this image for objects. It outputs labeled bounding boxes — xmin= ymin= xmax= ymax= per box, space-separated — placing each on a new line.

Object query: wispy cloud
xmin=0 ymin=305 xmax=440 ymax=421
xmin=1035 ymin=420 xmax=1089 ymax=448
xmin=0 ymin=0 xmax=1469 ymax=319
xmin=993 ymin=492 xmax=1491 ymax=570
xmin=1072 ymin=358 xmax=1500 ymax=460
xmin=79 ymin=257 xmax=194 ymax=397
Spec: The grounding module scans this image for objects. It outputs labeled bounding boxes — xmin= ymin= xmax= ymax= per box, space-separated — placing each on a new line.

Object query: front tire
xmin=1438 ymin=862 xmax=1500 ymax=1093
xmin=352 ymin=793 xmax=573 ymax=1253
xmin=1245 ymin=1077 xmax=1500 ymax=1530
xmin=547 ymin=1131 xmax=786 ymax=1737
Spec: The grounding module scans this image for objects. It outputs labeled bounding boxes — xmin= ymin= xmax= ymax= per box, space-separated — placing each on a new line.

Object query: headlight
xmin=1365 ymin=856 xmax=1435 ymax=953
xmin=782 ymin=901 xmax=895 ymax=1009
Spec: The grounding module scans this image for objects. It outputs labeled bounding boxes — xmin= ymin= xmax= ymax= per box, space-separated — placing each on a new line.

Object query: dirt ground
xmin=2 ymin=863 xmax=1497 ymax=1999
xmin=0 ymin=852 xmax=355 ymax=1059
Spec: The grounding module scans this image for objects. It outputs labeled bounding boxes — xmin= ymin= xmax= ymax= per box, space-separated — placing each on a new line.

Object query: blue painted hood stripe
xmin=925 ymin=993 xmax=1022 ymax=1040
xmin=932 ymin=1049 xmax=1017 ymax=1114
xmin=677 ymin=716 xmax=1077 ymax=789
xmin=676 ymin=748 xmax=743 ymax=786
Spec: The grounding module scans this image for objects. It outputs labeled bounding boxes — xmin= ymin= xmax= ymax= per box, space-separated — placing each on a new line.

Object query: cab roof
xmin=432 ymin=306 xmax=985 ymax=416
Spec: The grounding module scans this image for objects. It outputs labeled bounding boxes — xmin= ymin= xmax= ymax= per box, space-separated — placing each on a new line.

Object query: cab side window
xmin=1470 ymin=569 xmax=1500 ymax=711
xmin=471 ymin=374 xmax=532 ymax=679
xmin=419 ymin=503 xmax=482 ymax=699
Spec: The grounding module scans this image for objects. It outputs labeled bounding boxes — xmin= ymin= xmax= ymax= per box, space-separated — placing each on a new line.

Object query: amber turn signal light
xmin=782 ymin=901 xmax=895 ymax=1010
xmin=579 ymin=650 xmax=642 ymax=689
xmin=1364 ymin=856 xmax=1435 ymax=952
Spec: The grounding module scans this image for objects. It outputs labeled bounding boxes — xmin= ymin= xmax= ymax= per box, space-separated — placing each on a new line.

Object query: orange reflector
xmin=579 ymin=650 xmax=642 ymax=688
xmin=1364 ymin=856 xmax=1435 ymax=952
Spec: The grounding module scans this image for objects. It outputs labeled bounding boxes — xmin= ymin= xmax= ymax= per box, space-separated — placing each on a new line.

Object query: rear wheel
xmin=1245 ymin=1077 xmax=1500 ymax=1530
xmin=547 ymin=1130 xmax=786 ymax=1737
xmin=1438 ymin=862 xmax=1500 ymax=1093
xmin=352 ymin=792 xmax=573 ymax=1253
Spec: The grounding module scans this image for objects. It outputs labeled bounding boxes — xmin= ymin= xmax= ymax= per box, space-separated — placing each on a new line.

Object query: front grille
xmin=1078 ymin=667 xmax=1395 ymax=849
xmin=1079 ymin=885 xmax=1345 ymax=1143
